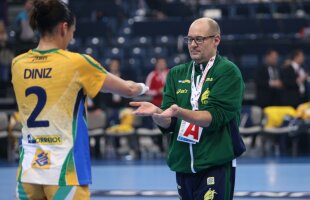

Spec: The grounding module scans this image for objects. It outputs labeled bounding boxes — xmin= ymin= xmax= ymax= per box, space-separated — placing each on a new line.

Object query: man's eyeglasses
xmin=183 ymin=35 xmax=215 ymax=45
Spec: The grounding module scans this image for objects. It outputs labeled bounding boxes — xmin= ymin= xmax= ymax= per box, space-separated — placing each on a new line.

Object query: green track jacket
xmin=160 ymin=54 xmax=245 ymax=173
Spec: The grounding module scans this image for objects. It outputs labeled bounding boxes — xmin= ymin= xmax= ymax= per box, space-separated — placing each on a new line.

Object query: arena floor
xmin=1 ymin=157 xmax=310 ymax=200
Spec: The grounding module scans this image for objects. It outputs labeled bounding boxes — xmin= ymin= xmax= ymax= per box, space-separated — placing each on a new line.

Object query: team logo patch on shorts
xmin=207 ymin=177 xmax=215 ymax=185
xmin=32 ymin=149 xmax=51 ymax=169
xmin=204 ymin=188 xmax=217 ymax=200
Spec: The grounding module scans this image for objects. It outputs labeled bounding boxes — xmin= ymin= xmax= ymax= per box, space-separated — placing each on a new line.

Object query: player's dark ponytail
xmin=30 ymin=0 xmax=74 ymax=35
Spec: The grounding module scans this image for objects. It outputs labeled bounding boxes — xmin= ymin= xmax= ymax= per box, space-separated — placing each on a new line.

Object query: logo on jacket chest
xmin=176 ymin=89 xmax=188 ymax=94
xmin=201 ymin=88 xmax=210 ymax=104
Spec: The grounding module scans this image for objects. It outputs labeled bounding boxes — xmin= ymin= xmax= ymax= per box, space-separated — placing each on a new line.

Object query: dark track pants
xmin=176 ymin=162 xmax=235 ymax=200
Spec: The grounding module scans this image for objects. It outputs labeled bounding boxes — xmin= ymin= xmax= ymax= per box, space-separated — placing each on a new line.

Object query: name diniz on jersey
xmin=24 ymin=68 xmax=52 ymax=79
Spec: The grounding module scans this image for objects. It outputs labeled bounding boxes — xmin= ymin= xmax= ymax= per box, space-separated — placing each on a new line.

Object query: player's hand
xmin=130 ymin=101 xmax=159 ymax=116
xmin=155 ymin=104 xmax=179 ymax=118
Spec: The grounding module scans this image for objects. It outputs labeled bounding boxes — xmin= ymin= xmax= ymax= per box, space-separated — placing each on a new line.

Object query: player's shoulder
xmin=65 ymin=50 xmax=106 ymax=73
xmin=12 ymin=51 xmax=32 ymax=65
xmin=58 ymin=50 xmax=85 ymax=61
xmin=13 ymin=52 xmax=28 ymax=61
xmin=61 ymin=50 xmax=97 ymax=65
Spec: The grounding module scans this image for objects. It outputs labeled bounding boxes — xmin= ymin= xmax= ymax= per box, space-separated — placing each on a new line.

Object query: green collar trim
xmin=32 ymin=48 xmax=59 ymax=55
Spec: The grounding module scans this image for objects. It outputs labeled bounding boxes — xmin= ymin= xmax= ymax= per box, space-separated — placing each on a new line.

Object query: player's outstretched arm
xmin=101 ymin=72 xmax=148 ymax=98
xmin=130 ymin=101 xmax=161 ymax=116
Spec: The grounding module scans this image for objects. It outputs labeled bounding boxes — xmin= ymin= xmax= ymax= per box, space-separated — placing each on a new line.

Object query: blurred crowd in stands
xmin=1 ymin=0 xmax=310 ymax=160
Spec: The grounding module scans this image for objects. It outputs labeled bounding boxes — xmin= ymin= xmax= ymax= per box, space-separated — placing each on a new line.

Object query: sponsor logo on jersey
xmin=176 ymin=89 xmax=188 ymax=94
xmin=201 ymin=89 xmax=210 ymax=104
xmin=32 ymin=149 xmax=51 ymax=169
xmin=178 ymin=79 xmax=191 ymax=84
xmin=205 ymin=77 xmax=213 ymax=82
xmin=204 ymin=188 xmax=217 ymax=200
xmin=27 ymin=134 xmax=62 ymax=145
xmin=32 ymin=56 xmax=47 ymax=62
xmin=27 ymin=134 xmax=36 ymax=144
xmin=207 ymin=177 xmax=215 ymax=185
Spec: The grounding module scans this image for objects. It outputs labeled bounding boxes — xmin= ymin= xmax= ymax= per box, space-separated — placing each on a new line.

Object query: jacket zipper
xmin=190 ymin=143 xmax=196 ymax=173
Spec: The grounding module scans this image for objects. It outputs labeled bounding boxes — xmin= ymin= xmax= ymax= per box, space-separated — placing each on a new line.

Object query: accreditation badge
xmin=177 ymin=120 xmax=203 ymax=144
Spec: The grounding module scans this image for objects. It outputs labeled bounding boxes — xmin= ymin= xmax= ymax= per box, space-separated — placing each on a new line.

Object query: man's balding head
xmin=189 ymin=18 xmax=221 ymax=37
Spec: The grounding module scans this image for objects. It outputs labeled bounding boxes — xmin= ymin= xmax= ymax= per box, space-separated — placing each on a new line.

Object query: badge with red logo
xmin=177 ymin=120 xmax=203 ymax=144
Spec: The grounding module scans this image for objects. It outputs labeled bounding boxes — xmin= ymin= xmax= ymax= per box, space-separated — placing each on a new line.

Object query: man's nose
xmin=189 ymin=40 xmax=198 ymax=46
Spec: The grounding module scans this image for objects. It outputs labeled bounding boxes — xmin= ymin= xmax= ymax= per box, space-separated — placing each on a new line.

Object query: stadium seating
xmin=4 ymin=1 xmax=310 ymax=159
xmin=88 ymin=109 xmax=107 ymax=158
xmin=239 ymin=106 xmax=263 ymax=156
xmin=0 ymin=112 xmax=8 ymax=159
xmin=262 ymin=106 xmax=298 ymax=156
xmin=61 ymin=0 xmax=310 ymax=84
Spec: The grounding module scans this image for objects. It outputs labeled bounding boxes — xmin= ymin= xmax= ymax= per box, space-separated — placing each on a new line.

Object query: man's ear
xmin=214 ymin=35 xmax=221 ymax=46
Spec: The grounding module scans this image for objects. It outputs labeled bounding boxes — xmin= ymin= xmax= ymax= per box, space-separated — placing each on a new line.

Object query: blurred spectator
xmin=61 ymin=0 xmax=69 ymax=4
xmin=13 ymin=0 xmax=37 ymax=55
xmin=280 ymin=49 xmax=307 ymax=108
xmin=145 ymin=57 xmax=169 ymax=107
xmin=87 ymin=96 xmax=103 ymax=113
xmin=144 ymin=0 xmax=167 ymax=19
xmin=95 ymin=59 xmax=129 ymax=126
xmin=0 ymin=0 xmax=8 ymax=24
xmin=90 ymin=1 xmax=125 ymax=39
xmin=109 ymin=58 xmax=122 ymax=77
xmin=299 ymin=27 xmax=310 ymax=39
xmin=0 ymin=20 xmax=14 ymax=97
xmin=254 ymin=50 xmax=283 ymax=108
xmin=144 ymin=57 xmax=169 ymax=154
xmin=14 ymin=0 xmax=35 ymax=42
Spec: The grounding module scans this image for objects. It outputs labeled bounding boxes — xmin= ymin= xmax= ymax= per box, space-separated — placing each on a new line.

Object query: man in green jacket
xmin=131 ymin=17 xmax=245 ymax=200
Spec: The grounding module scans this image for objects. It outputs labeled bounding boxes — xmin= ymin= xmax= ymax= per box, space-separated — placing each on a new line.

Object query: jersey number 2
xmin=26 ymin=86 xmax=50 ymax=128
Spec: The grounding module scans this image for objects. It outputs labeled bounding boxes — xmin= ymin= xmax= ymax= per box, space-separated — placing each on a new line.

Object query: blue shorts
xmin=176 ymin=161 xmax=235 ymax=200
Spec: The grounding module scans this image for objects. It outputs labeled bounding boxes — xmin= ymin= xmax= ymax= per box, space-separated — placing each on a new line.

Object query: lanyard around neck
xmin=190 ymin=56 xmax=216 ymax=110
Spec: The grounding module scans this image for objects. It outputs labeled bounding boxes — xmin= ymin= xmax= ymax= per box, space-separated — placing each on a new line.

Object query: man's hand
xmin=151 ymin=104 xmax=179 ymax=128
xmin=154 ymin=104 xmax=179 ymax=118
xmin=130 ymin=101 xmax=160 ymax=116
xmin=152 ymin=113 xmax=172 ymax=129
xmin=130 ymin=101 xmax=172 ymax=128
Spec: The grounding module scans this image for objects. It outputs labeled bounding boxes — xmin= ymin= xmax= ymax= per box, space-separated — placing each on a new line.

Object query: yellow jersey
xmin=12 ymin=48 xmax=107 ymax=185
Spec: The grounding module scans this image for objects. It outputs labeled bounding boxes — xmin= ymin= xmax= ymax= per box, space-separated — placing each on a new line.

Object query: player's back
xmin=12 ymin=48 xmax=106 ymax=185
xmin=12 ymin=49 xmax=86 ymax=137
